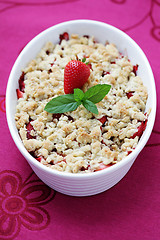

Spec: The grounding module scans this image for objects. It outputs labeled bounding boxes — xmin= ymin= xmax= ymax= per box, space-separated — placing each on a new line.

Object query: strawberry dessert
xmin=15 ymin=33 xmax=148 ymax=173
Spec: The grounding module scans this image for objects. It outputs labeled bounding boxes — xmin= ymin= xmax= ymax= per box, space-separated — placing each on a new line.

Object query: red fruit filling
xmin=48 ymin=60 xmax=56 ymax=73
xmin=131 ymin=119 xmax=147 ymax=139
xmin=102 ymin=71 xmax=110 ymax=77
xmin=126 ymin=91 xmax=134 ymax=99
xmin=16 ymin=89 xmax=23 ymax=99
xmin=80 ymin=165 xmax=89 ymax=171
xmin=55 ymin=157 xmax=66 ymax=164
xmin=26 ymin=122 xmax=36 ymax=139
xmin=99 ymin=116 xmax=108 ymax=131
xmin=52 ymin=113 xmax=62 ymax=120
xmin=83 ymin=35 xmax=90 ymax=38
xmin=29 ymin=153 xmax=44 ymax=162
xmin=48 ymin=69 xmax=52 ymax=73
xmin=98 ymin=116 xmax=108 ymax=126
xmin=66 ymin=115 xmax=74 ymax=121
xmin=19 ymin=72 xmax=25 ymax=92
xmin=133 ymin=64 xmax=139 ymax=76
xmin=127 ymin=150 xmax=132 ymax=155
xmin=59 ymin=32 xmax=69 ymax=44
xmin=95 ymin=163 xmax=113 ymax=172
xmin=93 ymin=38 xmax=98 ymax=44
xmin=87 ymin=63 xmax=92 ymax=70
xmin=36 ymin=156 xmax=43 ymax=162
xmin=16 ymin=72 xmax=25 ymax=99
xmin=119 ymin=52 xmax=123 ymax=57
xmin=52 ymin=113 xmax=74 ymax=122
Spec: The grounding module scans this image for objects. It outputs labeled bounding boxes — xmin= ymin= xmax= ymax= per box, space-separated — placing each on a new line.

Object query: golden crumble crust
xmin=15 ymin=34 xmax=148 ymax=173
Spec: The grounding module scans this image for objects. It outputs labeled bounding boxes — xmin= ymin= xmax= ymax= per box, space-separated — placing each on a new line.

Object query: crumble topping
xmin=15 ymin=33 xmax=148 ymax=173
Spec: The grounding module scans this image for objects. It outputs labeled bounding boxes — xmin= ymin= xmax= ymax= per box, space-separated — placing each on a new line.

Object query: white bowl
xmin=6 ymin=20 xmax=156 ymax=196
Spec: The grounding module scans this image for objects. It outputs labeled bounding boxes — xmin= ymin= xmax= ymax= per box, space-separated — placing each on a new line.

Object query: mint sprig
xmin=44 ymin=84 xmax=111 ymax=115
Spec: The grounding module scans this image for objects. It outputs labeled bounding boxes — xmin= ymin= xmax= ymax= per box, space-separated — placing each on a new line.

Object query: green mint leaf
xmin=74 ymin=88 xmax=84 ymax=102
xmin=44 ymin=84 xmax=111 ymax=115
xmin=84 ymin=84 xmax=111 ymax=104
xmin=44 ymin=94 xmax=80 ymax=113
xmin=82 ymin=99 xmax=98 ymax=115
xmin=82 ymin=57 xmax=86 ymax=63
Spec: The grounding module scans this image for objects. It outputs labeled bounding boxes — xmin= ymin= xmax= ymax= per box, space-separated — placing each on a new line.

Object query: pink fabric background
xmin=0 ymin=0 xmax=160 ymax=239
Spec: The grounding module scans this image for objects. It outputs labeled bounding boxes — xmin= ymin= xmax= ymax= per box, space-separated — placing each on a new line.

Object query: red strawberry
xmin=80 ymin=165 xmax=89 ymax=171
xmin=102 ymin=71 xmax=110 ymax=77
xmin=127 ymin=150 xmax=132 ymax=155
xmin=16 ymin=89 xmax=23 ymax=99
xmin=133 ymin=64 xmax=139 ymax=76
xmin=64 ymin=60 xmax=90 ymax=94
xmin=59 ymin=32 xmax=69 ymax=44
xmin=36 ymin=156 xmax=43 ymax=162
xmin=52 ymin=113 xmax=62 ymax=120
xmin=95 ymin=163 xmax=112 ymax=172
xmin=99 ymin=115 xmax=108 ymax=131
xmin=19 ymin=72 xmax=25 ymax=92
xmin=87 ymin=63 xmax=92 ymax=70
xmin=126 ymin=91 xmax=134 ymax=99
xmin=131 ymin=119 xmax=147 ymax=139
xmin=98 ymin=115 xmax=108 ymax=125
xmin=26 ymin=122 xmax=36 ymax=139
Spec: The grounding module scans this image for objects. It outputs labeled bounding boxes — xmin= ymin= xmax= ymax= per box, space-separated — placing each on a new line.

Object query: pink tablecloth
xmin=0 ymin=0 xmax=160 ymax=239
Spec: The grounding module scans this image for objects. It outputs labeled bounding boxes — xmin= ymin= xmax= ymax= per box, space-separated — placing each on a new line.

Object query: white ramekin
xmin=6 ymin=20 xmax=156 ymax=196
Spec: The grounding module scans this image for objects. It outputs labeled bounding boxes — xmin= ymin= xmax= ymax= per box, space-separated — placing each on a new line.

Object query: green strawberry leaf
xmin=44 ymin=94 xmax=81 ymax=113
xmin=74 ymin=88 xmax=84 ymax=102
xmin=78 ymin=57 xmax=89 ymax=65
xmin=84 ymin=84 xmax=111 ymax=103
xmin=82 ymin=99 xmax=98 ymax=115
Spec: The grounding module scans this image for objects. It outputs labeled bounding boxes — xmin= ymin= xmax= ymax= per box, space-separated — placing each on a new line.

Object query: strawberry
xmin=52 ymin=113 xmax=62 ymax=120
xmin=26 ymin=122 xmax=36 ymax=139
xmin=131 ymin=119 xmax=147 ymax=139
xmin=102 ymin=71 xmax=110 ymax=77
xmin=95 ymin=163 xmax=112 ymax=172
xmin=133 ymin=64 xmax=139 ymax=76
xmin=36 ymin=156 xmax=43 ymax=162
xmin=98 ymin=115 xmax=108 ymax=125
xmin=127 ymin=150 xmax=133 ymax=155
xmin=19 ymin=72 xmax=25 ymax=92
xmin=126 ymin=91 xmax=134 ymax=99
xmin=64 ymin=60 xmax=90 ymax=94
xmin=16 ymin=72 xmax=25 ymax=99
xmin=99 ymin=115 xmax=108 ymax=131
xmin=16 ymin=89 xmax=23 ymax=99
xmin=59 ymin=32 xmax=69 ymax=44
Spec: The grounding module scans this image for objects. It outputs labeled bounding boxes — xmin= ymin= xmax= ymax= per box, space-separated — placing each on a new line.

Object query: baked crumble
xmin=15 ymin=33 xmax=148 ymax=173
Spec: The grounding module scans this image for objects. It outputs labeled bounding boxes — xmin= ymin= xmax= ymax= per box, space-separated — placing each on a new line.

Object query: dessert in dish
xmin=15 ymin=32 xmax=148 ymax=173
